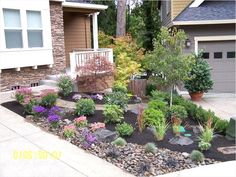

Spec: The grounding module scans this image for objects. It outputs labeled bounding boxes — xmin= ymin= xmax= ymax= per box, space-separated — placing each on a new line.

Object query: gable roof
xmin=174 ymin=1 xmax=236 ymax=23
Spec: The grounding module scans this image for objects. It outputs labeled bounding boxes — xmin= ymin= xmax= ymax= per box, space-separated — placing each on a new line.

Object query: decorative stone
xmin=182 ymin=152 xmax=189 ymax=158
xmin=26 ymin=115 xmax=34 ymax=119
xmin=169 ymin=136 xmax=194 ymax=146
xmin=192 ymin=126 xmax=202 ymax=134
xmin=94 ymin=128 xmax=118 ymax=143
xmin=226 ymin=117 xmax=236 ymax=141
xmin=217 ymin=146 xmax=236 ymax=155
xmin=63 ymin=119 xmax=71 ymax=125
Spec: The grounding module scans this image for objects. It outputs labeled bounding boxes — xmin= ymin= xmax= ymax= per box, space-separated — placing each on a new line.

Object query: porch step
xmin=39 ymin=80 xmax=58 ymax=87
xmin=45 ymin=74 xmax=62 ymax=81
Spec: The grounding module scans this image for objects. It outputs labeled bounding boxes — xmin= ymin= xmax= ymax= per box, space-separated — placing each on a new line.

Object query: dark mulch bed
xmin=59 ymin=92 xmax=144 ymax=104
xmin=2 ymin=101 xmax=235 ymax=162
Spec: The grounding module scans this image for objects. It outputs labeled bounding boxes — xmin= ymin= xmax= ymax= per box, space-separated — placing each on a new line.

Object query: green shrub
xmin=150 ymin=90 xmax=169 ymax=101
xmin=75 ymin=99 xmax=95 ymax=116
xmin=148 ymin=100 xmax=167 ymax=113
xmin=199 ymin=127 xmax=214 ymax=143
xmin=144 ymin=143 xmax=157 ymax=154
xmin=184 ymin=54 xmax=213 ymax=93
xmin=150 ymin=90 xmax=229 ymax=134
xmin=103 ymin=104 xmax=124 ymax=123
xmin=212 ymin=117 xmax=228 ymax=134
xmin=154 ymin=121 xmax=169 ymax=141
xmin=105 ymin=92 xmax=129 ymax=110
xmin=146 ymin=84 xmax=156 ymax=96
xmin=40 ymin=90 xmax=58 ymax=108
xmin=112 ymin=84 xmax=128 ymax=94
xmin=24 ymin=99 xmax=39 ymax=115
xmin=190 ymin=150 xmax=204 ymax=162
xmin=57 ymin=75 xmax=74 ymax=97
xmin=143 ymin=108 xmax=165 ymax=127
xmin=168 ymin=105 xmax=187 ymax=121
xmin=115 ymin=122 xmax=134 ymax=137
xmin=111 ymin=137 xmax=127 ymax=147
xmin=198 ymin=141 xmax=211 ymax=151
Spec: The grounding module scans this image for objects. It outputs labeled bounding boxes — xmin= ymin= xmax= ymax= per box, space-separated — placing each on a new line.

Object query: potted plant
xmin=184 ymin=53 xmax=213 ymax=101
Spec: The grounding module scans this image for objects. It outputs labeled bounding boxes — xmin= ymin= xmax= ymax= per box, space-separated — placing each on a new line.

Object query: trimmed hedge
xmin=150 ymin=90 xmax=229 ymax=134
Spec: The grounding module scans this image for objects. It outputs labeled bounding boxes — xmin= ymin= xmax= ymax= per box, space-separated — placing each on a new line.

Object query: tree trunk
xmin=116 ymin=0 xmax=126 ymax=37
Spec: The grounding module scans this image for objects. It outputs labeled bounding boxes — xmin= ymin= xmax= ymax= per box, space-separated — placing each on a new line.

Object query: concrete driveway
xmin=182 ymin=93 xmax=236 ymax=121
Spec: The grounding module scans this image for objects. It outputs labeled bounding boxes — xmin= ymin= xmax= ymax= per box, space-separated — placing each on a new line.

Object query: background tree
xmin=116 ymin=0 xmax=127 ymax=37
xmin=144 ymin=27 xmax=193 ymax=106
xmin=129 ymin=0 xmax=161 ymax=51
xmin=94 ymin=0 xmax=117 ymax=36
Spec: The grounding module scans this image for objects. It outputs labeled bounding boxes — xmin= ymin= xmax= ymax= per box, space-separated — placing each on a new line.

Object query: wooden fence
xmin=128 ymin=79 xmax=147 ymax=97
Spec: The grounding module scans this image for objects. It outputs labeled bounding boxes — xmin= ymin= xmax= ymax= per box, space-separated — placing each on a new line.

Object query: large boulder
xmin=94 ymin=128 xmax=118 ymax=143
xmin=226 ymin=117 xmax=236 ymax=141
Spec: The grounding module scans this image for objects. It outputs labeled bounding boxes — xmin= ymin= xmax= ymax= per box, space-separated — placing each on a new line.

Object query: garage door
xmin=199 ymin=40 xmax=236 ymax=93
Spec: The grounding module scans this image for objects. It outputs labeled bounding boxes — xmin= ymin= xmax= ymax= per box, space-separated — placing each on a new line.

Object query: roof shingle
xmin=174 ymin=1 xmax=236 ymax=21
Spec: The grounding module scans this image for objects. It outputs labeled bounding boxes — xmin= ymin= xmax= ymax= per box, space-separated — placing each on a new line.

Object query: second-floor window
xmin=27 ymin=11 xmax=43 ymax=47
xmin=3 ymin=8 xmax=43 ymax=49
xmin=3 ymin=9 xmax=23 ymax=48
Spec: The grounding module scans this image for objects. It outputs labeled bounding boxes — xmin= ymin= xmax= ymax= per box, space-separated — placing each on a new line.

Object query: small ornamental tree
xmin=76 ymin=56 xmax=114 ymax=91
xmin=144 ymin=27 xmax=193 ymax=106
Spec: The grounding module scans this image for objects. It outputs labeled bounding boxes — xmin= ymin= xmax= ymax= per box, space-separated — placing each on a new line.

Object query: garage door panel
xmin=207 ymin=61 xmax=235 ymax=72
xmin=199 ymin=40 xmax=235 ymax=93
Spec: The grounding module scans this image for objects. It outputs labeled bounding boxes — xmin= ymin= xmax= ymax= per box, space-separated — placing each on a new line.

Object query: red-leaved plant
xmin=77 ymin=56 xmax=114 ymax=76
xmin=137 ymin=105 xmax=145 ymax=133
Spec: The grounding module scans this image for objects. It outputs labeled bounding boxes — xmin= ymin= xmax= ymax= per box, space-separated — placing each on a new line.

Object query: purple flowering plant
xmin=47 ymin=114 xmax=61 ymax=128
xmin=33 ymin=106 xmax=47 ymax=115
xmin=48 ymin=106 xmax=62 ymax=115
xmin=81 ymin=129 xmax=97 ymax=149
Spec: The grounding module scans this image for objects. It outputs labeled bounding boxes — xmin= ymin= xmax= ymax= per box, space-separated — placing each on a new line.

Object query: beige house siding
xmin=64 ymin=12 xmax=91 ymax=67
xmin=172 ymin=0 xmax=192 ymax=20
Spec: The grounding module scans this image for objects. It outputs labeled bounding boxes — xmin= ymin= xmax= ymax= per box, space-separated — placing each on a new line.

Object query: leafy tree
xmin=144 ymin=27 xmax=193 ymax=106
xmin=129 ymin=0 xmax=161 ymax=51
xmin=94 ymin=0 xmax=117 ymax=36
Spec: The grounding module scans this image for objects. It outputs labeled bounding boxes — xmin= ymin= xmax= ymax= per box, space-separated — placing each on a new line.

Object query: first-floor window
xmin=3 ymin=9 xmax=23 ymax=48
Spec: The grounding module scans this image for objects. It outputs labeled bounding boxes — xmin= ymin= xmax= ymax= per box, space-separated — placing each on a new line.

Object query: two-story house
xmin=159 ymin=0 xmax=236 ymax=93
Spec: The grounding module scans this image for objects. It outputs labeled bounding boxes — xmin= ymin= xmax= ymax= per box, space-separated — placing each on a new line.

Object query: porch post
xmin=92 ymin=12 xmax=99 ymax=50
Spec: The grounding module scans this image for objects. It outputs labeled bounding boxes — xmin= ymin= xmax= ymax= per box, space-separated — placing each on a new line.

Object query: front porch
xmin=63 ymin=2 xmax=113 ymax=75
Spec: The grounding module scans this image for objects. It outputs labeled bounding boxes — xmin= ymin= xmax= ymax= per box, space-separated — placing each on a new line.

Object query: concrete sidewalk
xmin=0 ymin=105 xmax=133 ymax=177
xmin=158 ymin=160 xmax=236 ymax=177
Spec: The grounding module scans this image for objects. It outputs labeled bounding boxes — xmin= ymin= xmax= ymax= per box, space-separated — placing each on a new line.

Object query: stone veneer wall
xmin=0 ymin=1 xmax=66 ymax=92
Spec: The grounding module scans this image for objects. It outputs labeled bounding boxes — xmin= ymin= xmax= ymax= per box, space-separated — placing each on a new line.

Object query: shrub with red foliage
xmin=76 ymin=56 xmax=115 ymax=92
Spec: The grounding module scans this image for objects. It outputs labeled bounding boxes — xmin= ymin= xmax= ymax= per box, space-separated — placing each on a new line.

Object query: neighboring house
xmin=159 ymin=0 xmax=236 ymax=93
xmin=0 ymin=0 xmax=113 ymax=91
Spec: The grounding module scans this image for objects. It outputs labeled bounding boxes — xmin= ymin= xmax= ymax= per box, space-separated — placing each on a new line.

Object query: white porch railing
xmin=69 ymin=48 xmax=113 ymax=76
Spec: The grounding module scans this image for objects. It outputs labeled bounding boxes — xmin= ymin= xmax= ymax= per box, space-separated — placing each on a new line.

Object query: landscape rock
xmin=182 ymin=152 xmax=189 ymax=158
xmin=169 ymin=136 xmax=194 ymax=146
xmin=63 ymin=119 xmax=71 ymax=125
xmin=94 ymin=128 xmax=118 ymax=143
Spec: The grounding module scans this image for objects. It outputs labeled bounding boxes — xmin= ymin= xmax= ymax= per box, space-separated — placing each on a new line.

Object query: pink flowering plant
xmin=63 ymin=125 xmax=76 ymax=139
xmin=15 ymin=88 xmax=32 ymax=104
xmin=75 ymin=116 xmax=88 ymax=128
xmin=90 ymin=122 xmax=105 ymax=131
